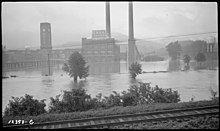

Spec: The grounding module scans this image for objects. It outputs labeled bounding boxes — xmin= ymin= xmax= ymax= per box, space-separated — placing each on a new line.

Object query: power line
xmin=136 ymin=31 xmax=217 ymax=41
xmin=7 ymin=31 xmax=217 ymax=50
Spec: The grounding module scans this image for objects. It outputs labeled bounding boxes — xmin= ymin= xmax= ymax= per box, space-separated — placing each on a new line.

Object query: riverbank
xmin=3 ymin=98 xmax=218 ymax=128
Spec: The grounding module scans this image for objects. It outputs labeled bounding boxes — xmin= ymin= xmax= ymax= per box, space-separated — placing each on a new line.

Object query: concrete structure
xmin=40 ymin=22 xmax=52 ymax=50
xmin=106 ymin=2 xmax=111 ymax=38
xmin=82 ymin=2 xmax=142 ymax=74
xmin=206 ymin=37 xmax=218 ymax=61
xmin=40 ymin=22 xmax=53 ymax=75
xmin=128 ymin=2 xmax=136 ymax=67
xmin=92 ymin=30 xmax=108 ymax=39
xmin=4 ymin=2 xmax=143 ymax=74
xmin=2 ymin=45 xmax=8 ymax=76
xmin=3 ymin=48 xmax=81 ymax=72
xmin=82 ymin=31 xmax=120 ymax=74
xmin=81 ymin=2 xmax=120 ymax=74
xmin=3 ymin=21 xmax=81 ymax=73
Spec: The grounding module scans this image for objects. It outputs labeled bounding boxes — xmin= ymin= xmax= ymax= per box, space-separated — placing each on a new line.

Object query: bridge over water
xmin=4 ymin=58 xmax=65 ymax=72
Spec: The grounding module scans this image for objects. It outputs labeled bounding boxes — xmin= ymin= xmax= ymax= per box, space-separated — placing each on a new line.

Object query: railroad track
xmin=4 ymin=105 xmax=219 ymax=129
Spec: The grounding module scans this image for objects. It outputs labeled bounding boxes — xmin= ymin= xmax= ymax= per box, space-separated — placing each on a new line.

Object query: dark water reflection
xmin=88 ymin=61 xmax=120 ymax=75
xmin=68 ymin=80 xmax=88 ymax=89
xmin=184 ymin=65 xmax=190 ymax=71
xmin=168 ymin=60 xmax=181 ymax=71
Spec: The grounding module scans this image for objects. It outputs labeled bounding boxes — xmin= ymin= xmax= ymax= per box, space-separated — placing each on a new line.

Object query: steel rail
xmin=3 ymin=105 xmax=219 ymax=129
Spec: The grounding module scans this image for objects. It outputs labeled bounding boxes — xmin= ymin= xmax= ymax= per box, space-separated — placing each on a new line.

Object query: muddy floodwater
xmin=2 ymin=60 xmax=219 ymax=112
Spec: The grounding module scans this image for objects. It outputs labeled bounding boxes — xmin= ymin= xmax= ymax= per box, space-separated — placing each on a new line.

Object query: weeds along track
xmin=4 ymin=105 xmax=219 ymax=129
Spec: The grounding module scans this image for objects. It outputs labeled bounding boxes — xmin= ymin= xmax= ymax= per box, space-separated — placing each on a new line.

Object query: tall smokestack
xmin=106 ymin=2 xmax=111 ymax=38
xmin=129 ymin=2 xmax=134 ymax=40
xmin=128 ymin=2 xmax=135 ymax=67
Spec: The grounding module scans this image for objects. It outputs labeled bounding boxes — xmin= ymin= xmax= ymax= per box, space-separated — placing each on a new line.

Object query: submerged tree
xmin=194 ymin=52 xmax=206 ymax=69
xmin=183 ymin=54 xmax=191 ymax=66
xmin=63 ymin=51 xmax=89 ymax=82
xmin=183 ymin=54 xmax=191 ymax=70
xmin=129 ymin=62 xmax=142 ymax=79
xmin=166 ymin=41 xmax=182 ymax=60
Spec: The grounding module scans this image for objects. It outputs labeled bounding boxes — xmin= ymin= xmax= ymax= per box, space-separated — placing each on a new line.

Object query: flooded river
xmin=2 ymin=60 xmax=219 ymax=112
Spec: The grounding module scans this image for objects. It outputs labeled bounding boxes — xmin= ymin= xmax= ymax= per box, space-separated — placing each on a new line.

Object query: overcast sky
xmin=2 ymin=2 xmax=217 ymax=49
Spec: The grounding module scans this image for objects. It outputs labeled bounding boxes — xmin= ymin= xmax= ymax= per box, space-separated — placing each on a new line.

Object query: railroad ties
xmin=4 ymin=105 xmax=219 ymax=129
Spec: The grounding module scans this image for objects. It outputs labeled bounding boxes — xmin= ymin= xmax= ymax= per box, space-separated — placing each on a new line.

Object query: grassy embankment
xmin=3 ymin=98 xmax=218 ymax=126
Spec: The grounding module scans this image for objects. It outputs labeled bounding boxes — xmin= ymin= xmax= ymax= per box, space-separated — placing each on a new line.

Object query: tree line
xmin=166 ymin=40 xmax=207 ymax=70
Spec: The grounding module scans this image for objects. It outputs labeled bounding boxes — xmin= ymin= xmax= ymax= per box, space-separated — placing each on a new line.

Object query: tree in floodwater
xmin=183 ymin=54 xmax=191 ymax=66
xmin=129 ymin=62 xmax=142 ymax=79
xmin=62 ymin=51 xmax=89 ymax=82
xmin=166 ymin=41 xmax=182 ymax=60
xmin=183 ymin=54 xmax=191 ymax=70
xmin=194 ymin=52 xmax=206 ymax=69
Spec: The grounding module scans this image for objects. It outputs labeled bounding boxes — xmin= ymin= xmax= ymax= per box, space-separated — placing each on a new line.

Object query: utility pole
xmin=48 ymin=53 xmax=50 ymax=76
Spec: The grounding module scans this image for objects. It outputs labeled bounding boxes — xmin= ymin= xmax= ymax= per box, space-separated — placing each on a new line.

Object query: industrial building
xmin=82 ymin=30 xmax=120 ymax=74
xmin=81 ymin=2 xmax=121 ymax=74
xmin=3 ymin=2 xmax=140 ymax=75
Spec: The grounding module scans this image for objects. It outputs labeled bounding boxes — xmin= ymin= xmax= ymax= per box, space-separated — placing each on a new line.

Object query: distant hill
xmin=111 ymin=32 xmax=167 ymax=56
xmin=154 ymin=39 xmax=218 ymax=60
xmin=135 ymin=40 xmax=165 ymax=56
xmin=112 ymin=32 xmax=129 ymax=42
xmin=153 ymin=40 xmax=204 ymax=59
xmin=53 ymin=41 xmax=81 ymax=48
xmin=154 ymin=47 xmax=168 ymax=59
xmin=152 ymin=40 xmax=195 ymax=59
xmin=138 ymin=39 xmax=218 ymax=60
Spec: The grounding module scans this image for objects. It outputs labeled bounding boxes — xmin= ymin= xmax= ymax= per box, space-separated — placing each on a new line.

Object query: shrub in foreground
xmin=3 ymin=99 xmax=218 ymax=126
xmin=49 ymin=88 xmax=91 ymax=113
xmin=48 ymin=82 xmax=180 ymax=113
xmin=3 ymin=99 xmax=219 ymax=125
xmin=3 ymin=82 xmax=181 ymax=116
xmin=4 ymin=94 xmax=46 ymax=117
xmin=122 ymin=82 xmax=180 ymax=105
